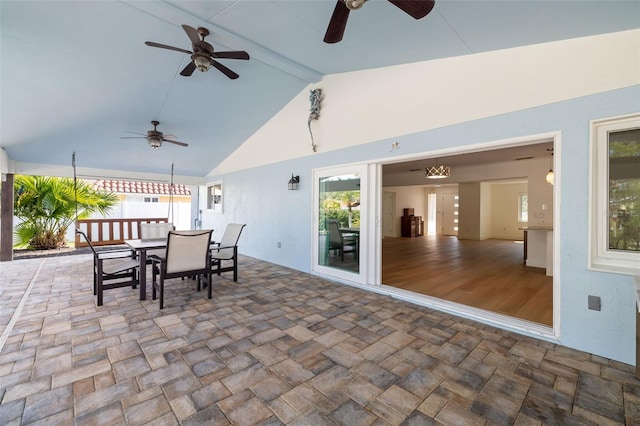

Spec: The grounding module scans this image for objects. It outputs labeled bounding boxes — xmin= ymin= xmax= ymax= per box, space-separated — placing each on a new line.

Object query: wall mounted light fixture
xmin=288 ymin=174 xmax=300 ymax=190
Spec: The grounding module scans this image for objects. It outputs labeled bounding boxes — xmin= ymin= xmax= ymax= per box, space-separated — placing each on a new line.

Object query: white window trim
xmin=589 ymin=113 xmax=640 ymax=276
xmin=206 ymin=181 xmax=223 ymax=213
xmin=518 ymin=192 xmax=528 ymax=223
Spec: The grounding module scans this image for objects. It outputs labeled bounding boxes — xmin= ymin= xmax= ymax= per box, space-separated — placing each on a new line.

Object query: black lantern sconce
xmin=288 ymin=174 xmax=300 ymax=190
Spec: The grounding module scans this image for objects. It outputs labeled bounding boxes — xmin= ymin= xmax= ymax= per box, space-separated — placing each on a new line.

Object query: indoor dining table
xmin=125 ymin=238 xmax=167 ymax=300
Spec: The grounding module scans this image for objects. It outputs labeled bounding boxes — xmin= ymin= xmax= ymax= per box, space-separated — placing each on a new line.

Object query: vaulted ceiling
xmin=2 ymin=1 xmax=638 ymax=179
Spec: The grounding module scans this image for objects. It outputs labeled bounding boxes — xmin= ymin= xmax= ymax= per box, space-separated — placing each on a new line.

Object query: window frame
xmin=589 ymin=113 xmax=640 ymax=275
xmin=206 ymin=181 xmax=223 ymax=213
xmin=518 ymin=192 xmax=528 ymax=223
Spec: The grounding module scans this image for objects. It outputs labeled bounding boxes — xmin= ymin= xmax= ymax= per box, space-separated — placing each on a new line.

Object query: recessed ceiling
xmin=1 ymin=1 xmax=637 ymax=179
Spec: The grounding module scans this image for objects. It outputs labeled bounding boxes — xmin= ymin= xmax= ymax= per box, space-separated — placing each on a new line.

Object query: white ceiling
xmin=2 ymin=1 xmax=638 ymax=179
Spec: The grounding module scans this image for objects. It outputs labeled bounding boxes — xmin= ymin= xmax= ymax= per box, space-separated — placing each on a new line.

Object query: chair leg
xmin=152 ymin=267 xmax=157 ymax=301
xmin=131 ymin=268 xmax=137 ymax=289
xmin=232 ymin=247 xmax=238 ymax=282
xmin=96 ymin=262 xmax=104 ymax=306
xmin=159 ymin=276 xmax=164 ymax=309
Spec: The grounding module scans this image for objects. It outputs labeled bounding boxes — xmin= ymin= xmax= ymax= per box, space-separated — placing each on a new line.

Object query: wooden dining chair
xmin=75 ymin=229 xmax=139 ymax=306
xmin=149 ymin=229 xmax=213 ymax=309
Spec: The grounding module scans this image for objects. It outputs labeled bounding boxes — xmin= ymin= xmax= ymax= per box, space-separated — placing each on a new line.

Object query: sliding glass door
xmin=313 ymin=165 xmax=369 ymax=284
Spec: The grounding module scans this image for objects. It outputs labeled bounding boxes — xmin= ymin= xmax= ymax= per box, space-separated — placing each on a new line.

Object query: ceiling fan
xmin=145 ymin=25 xmax=250 ymax=79
xmin=324 ymin=0 xmax=435 ymax=43
xmin=121 ymin=121 xmax=188 ymax=149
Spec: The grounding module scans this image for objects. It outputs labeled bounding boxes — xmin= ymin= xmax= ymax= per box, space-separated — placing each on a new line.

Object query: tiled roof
xmin=92 ymin=180 xmax=191 ymax=196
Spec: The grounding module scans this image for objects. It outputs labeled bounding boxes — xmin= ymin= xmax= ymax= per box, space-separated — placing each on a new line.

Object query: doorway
xmin=378 ymin=140 xmax=556 ymax=328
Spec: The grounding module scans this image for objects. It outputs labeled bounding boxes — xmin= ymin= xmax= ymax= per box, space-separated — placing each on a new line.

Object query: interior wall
xmin=480 ymin=182 xmax=493 ymax=240
xmin=458 ymin=182 xmax=481 ymax=240
xmin=491 ymin=182 xmax=528 ymax=240
xmin=380 ymin=186 xmax=426 ymax=237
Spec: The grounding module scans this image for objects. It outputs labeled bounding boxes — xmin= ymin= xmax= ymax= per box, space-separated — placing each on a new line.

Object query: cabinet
xmin=401 ymin=209 xmax=424 ymax=237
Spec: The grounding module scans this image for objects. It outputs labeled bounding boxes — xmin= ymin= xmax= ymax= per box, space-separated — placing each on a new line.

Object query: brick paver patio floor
xmin=1 ymin=254 xmax=638 ymax=425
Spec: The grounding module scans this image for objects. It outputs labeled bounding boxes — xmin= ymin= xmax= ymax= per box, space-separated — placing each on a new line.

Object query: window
xmin=207 ymin=182 xmax=223 ymax=213
xmin=590 ymin=113 xmax=640 ymax=275
xmin=143 ymin=197 xmax=158 ymax=203
xmin=518 ymin=193 xmax=528 ymax=222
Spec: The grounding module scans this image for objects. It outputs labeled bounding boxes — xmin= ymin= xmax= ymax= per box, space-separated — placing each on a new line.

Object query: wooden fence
xmin=75 ymin=218 xmax=168 ymax=247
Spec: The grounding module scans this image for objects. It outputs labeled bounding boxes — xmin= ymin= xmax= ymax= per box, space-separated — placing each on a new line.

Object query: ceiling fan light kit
xmin=120 ymin=120 xmax=188 ymax=150
xmin=193 ymin=55 xmax=212 ymax=72
xmin=145 ymin=25 xmax=249 ymax=79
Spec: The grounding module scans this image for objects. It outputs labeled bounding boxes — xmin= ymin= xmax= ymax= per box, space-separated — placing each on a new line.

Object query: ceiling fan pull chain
xmin=308 ymin=88 xmax=323 ymax=152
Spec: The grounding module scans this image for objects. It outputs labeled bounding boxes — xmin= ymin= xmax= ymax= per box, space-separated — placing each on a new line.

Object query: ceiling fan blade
xmin=163 ymin=138 xmax=189 ymax=147
xmin=210 ymin=60 xmax=239 ymax=79
xmin=211 ymin=51 xmax=250 ymax=60
xmin=182 ymin=24 xmax=201 ymax=45
xmin=125 ymin=130 xmax=147 ymax=136
xmin=120 ymin=136 xmax=146 ymax=139
xmin=180 ymin=61 xmax=196 ymax=76
xmin=145 ymin=41 xmax=192 ymax=55
xmin=388 ymin=0 xmax=435 ymax=19
xmin=324 ymin=1 xmax=350 ymax=43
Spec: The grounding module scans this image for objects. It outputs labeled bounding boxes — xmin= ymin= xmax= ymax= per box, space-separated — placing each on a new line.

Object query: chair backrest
xmin=140 ymin=222 xmax=174 ymax=240
xmin=326 ymin=220 xmax=343 ymax=245
xmin=215 ymin=223 xmax=246 ymax=258
xmin=165 ymin=229 xmax=213 ymax=274
xmin=75 ymin=229 xmax=98 ymax=258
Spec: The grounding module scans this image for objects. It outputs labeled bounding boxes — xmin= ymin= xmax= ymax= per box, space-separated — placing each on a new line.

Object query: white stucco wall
xmin=201 ymin=31 xmax=640 ymax=364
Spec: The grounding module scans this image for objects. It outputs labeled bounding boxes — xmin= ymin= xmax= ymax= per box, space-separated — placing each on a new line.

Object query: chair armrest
xmin=96 ymin=249 xmax=136 ymax=260
xmin=148 ymin=254 xmax=165 ymax=264
xmin=211 ymin=244 xmax=236 ymax=250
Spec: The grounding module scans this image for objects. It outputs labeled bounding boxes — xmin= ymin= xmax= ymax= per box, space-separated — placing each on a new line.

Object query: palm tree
xmin=14 ymin=175 xmax=118 ymax=250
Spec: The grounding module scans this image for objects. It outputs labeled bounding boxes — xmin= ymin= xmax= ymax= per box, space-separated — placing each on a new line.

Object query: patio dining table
xmin=124 ymin=238 xmax=167 ymax=300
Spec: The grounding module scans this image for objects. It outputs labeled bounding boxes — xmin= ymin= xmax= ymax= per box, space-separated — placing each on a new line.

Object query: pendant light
xmin=545 ymin=148 xmax=554 ymax=185
xmin=425 ymin=159 xmax=450 ymax=179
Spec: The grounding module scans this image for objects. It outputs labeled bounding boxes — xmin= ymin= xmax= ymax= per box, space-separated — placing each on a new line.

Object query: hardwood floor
xmin=382 ymin=235 xmax=553 ymax=326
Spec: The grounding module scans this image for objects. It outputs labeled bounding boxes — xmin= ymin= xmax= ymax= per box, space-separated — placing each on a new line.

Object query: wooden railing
xmin=75 ymin=218 xmax=168 ymax=247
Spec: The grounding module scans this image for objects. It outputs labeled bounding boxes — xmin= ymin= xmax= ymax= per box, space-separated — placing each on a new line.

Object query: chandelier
xmin=424 ymin=161 xmax=450 ymax=179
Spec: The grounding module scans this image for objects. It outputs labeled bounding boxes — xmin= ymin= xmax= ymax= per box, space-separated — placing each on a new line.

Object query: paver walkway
xmin=0 ymin=254 xmax=638 ymax=425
